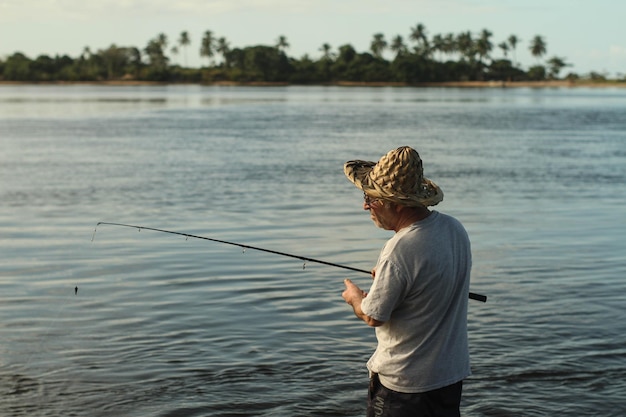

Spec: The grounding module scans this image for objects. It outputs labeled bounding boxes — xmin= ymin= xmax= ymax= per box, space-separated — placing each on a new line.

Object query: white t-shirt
xmin=361 ymin=211 xmax=472 ymax=393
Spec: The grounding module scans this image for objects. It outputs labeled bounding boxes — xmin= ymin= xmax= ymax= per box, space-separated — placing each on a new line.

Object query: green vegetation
xmin=0 ymin=24 xmax=621 ymax=84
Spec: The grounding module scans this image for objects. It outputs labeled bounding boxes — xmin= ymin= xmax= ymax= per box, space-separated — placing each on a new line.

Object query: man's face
xmin=363 ymin=195 xmax=397 ymax=231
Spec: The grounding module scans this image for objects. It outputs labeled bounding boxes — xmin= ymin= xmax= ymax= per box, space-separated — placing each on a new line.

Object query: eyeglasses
xmin=363 ymin=193 xmax=380 ymax=207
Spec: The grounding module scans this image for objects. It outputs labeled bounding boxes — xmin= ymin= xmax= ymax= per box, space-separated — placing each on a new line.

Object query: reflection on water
xmin=1 ymin=85 xmax=625 ymax=416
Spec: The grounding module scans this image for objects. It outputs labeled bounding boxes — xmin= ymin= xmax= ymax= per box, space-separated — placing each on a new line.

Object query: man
xmin=342 ymin=146 xmax=472 ymax=417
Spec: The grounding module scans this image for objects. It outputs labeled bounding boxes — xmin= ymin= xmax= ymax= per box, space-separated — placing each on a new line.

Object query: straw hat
xmin=343 ymin=146 xmax=443 ymax=207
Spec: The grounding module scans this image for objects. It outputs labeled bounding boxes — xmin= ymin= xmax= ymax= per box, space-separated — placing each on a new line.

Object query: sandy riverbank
xmin=0 ymin=80 xmax=624 ymax=88
xmin=331 ymin=80 xmax=625 ymax=88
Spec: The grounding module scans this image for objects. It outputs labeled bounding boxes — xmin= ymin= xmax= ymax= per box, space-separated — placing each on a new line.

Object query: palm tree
xmin=409 ymin=23 xmax=429 ymax=57
xmin=170 ymin=46 xmax=179 ymax=65
xmin=529 ymin=35 xmax=547 ymax=63
xmin=319 ymin=43 xmax=334 ymax=60
xmin=144 ymin=37 xmax=168 ymax=68
xmin=276 ymin=35 xmax=289 ymax=52
xmin=456 ymin=31 xmax=474 ymax=61
xmin=143 ymin=34 xmax=169 ymax=69
xmin=498 ymin=42 xmax=510 ymax=59
xmin=432 ymin=34 xmax=445 ymax=61
xmin=443 ymin=33 xmax=457 ymax=61
xmin=200 ymin=30 xmax=215 ymax=66
xmin=390 ymin=35 xmax=408 ymax=58
xmin=475 ymin=29 xmax=493 ymax=63
xmin=318 ymin=43 xmax=334 ymax=80
xmin=546 ymin=56 xmax=569 ymax=79
xmin=178 ymin=31 xmax=191 ymax=67
xmin=409 ymin=23 xmax=428 ymax=47
xmin=81 ymin=46 xmax=91 ymax=60
xmin=157 ymin=33 xmax=168 ymax=50
xmin=370 ymin=33 xmax=387 ymax=58
xmin=508 ymin=35 xmax=519 ymax=67
xmin=216 ymin=37 xmax=230 ymax=67
xmin=337 ymin=44 xmax=357 ymax=64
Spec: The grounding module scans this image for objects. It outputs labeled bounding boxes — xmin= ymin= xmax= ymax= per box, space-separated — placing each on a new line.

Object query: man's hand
xmin=342 ymin=279 xmax=384 ymax=327
xmin=342 ymin=279 xmax=366 ymax=306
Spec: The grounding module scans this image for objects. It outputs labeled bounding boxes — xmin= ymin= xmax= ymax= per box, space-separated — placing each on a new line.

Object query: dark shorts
xmin=367 ymin=373 xmax=462 ymax=417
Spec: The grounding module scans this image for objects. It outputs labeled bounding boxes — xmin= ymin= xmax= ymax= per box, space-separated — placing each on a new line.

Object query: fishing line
xmin=92 ymin=222 xmax=487 ymax=302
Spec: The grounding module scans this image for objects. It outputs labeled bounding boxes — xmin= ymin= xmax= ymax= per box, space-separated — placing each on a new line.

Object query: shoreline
xmin=0 ymin=80 xmax=623 ymax=88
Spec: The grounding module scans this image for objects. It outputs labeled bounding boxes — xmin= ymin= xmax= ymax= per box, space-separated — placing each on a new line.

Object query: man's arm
xmin=342 ymin=279 xmax=385 ymax=327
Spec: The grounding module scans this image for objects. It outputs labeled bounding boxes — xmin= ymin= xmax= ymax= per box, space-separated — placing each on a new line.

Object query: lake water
xmin=1 ymin=84 xmax=625 ymax=416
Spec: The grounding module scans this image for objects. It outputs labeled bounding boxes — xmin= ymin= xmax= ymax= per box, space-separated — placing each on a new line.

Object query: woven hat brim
xmin=343 ymin=160 xmax=444 ymax=207
xmin=343 ymin=160 xmax=376 ymax=190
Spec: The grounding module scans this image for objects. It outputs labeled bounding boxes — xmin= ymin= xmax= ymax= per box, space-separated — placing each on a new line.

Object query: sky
xmin=1 ymin=0 xmax=625 ymax=77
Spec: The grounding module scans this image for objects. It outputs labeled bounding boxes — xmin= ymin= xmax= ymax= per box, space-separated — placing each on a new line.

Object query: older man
xmin=342 ymin=146 xmax=472 ymax=417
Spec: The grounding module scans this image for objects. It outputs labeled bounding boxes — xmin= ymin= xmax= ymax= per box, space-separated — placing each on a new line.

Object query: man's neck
xmin=393 ymin=206 xmax=432 ymax=232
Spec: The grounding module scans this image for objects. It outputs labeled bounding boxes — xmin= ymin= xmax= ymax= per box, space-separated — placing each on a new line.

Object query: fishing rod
xmin=93 ymin=222 xmax=487 ymax=303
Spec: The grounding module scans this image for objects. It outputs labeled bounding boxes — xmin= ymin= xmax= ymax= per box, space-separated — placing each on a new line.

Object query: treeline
xmin=0 ymin=24 xmax=613 ymax=84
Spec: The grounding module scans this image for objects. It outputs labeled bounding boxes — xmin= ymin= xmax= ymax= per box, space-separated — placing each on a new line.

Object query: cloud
xmin=609 ymin=45 xmax=626 ymax=58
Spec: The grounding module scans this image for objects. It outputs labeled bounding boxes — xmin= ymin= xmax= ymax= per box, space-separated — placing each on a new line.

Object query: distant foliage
xmin=0 ymin=25 xmax=595 ymax=84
